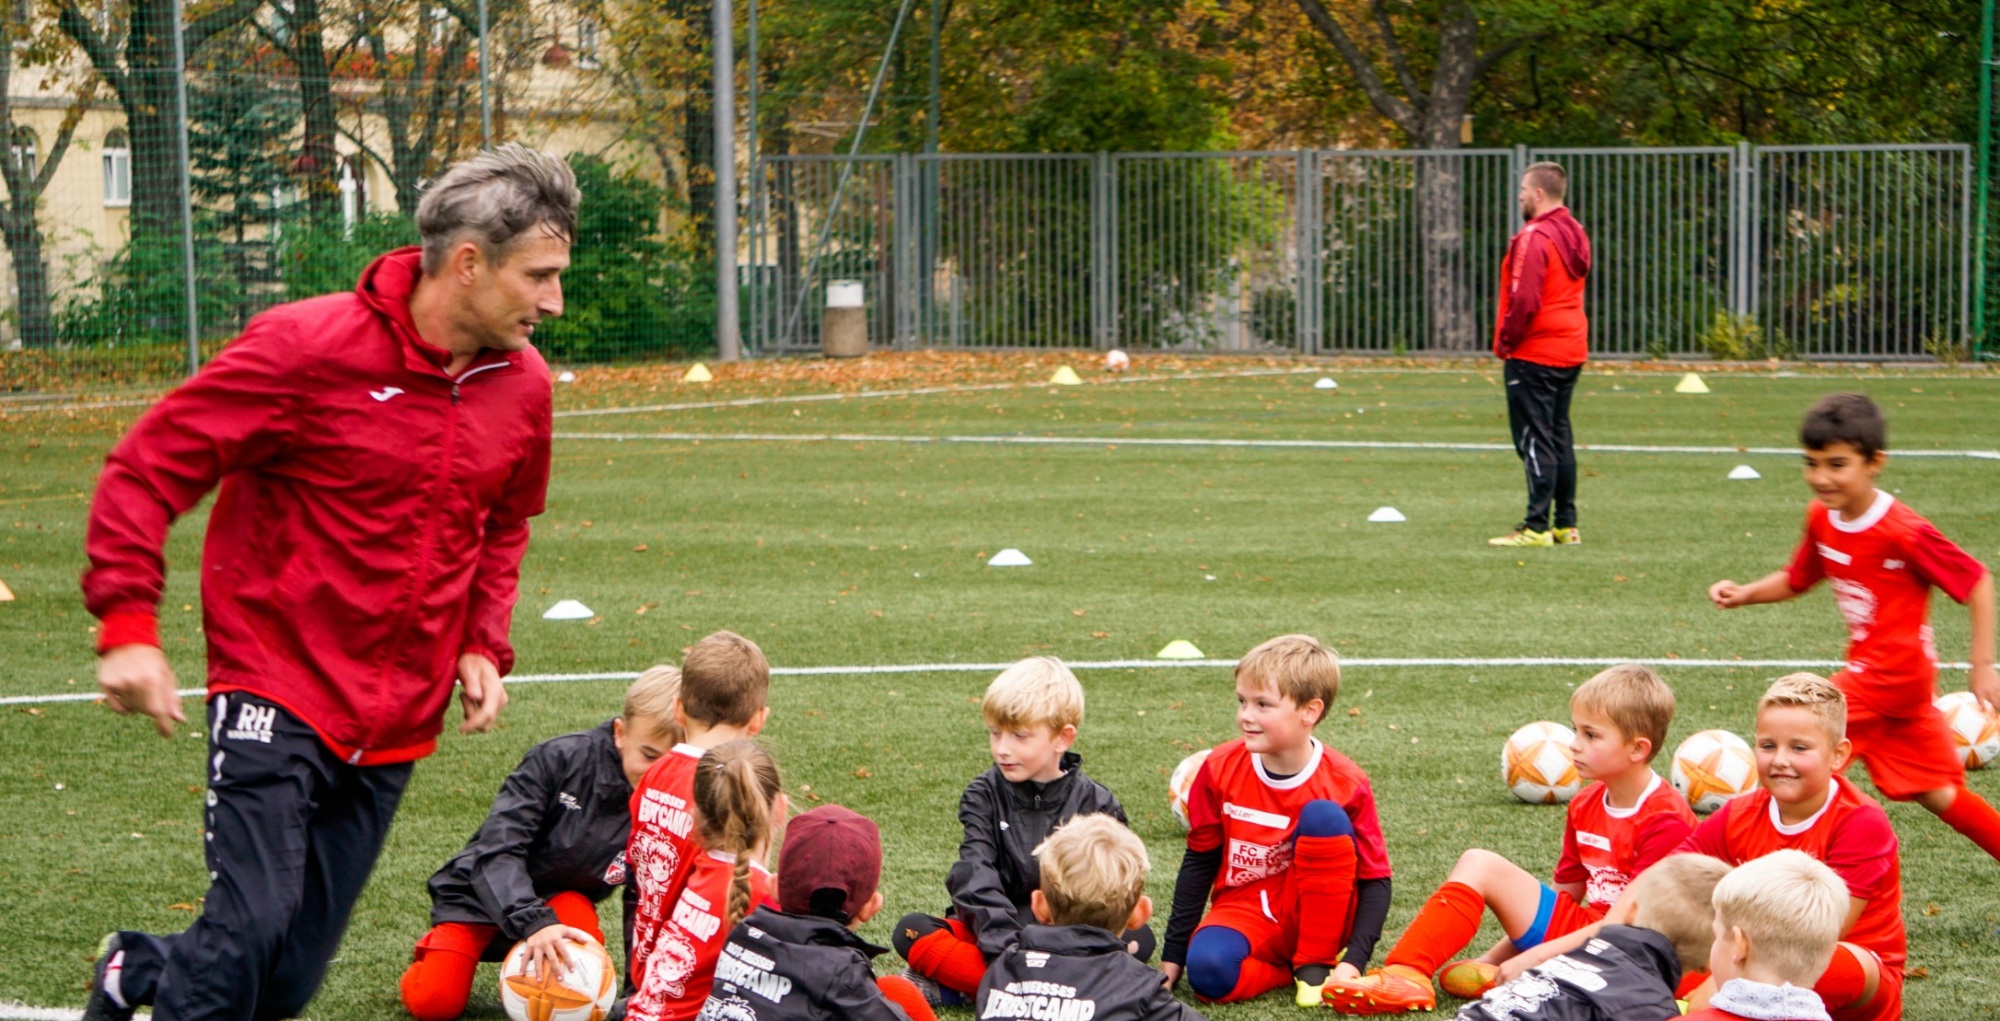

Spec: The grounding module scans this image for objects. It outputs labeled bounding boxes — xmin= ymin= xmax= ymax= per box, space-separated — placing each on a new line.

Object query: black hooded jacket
xmin=696 ymin=907 xmax=913 ymax=1021
xmin=426 ymin=720 xmax=635 ymax=941
xmin=1456 ymin=925 xmax=1683 ymax=1021
xmin=946 ymin=751 xmax=1129 ymax=956
xmin=977 ymin=925 xmax=1205 ymax=1021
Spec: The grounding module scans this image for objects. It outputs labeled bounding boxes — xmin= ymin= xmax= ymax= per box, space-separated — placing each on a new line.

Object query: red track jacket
xmin=83 ymin=248 xmax=553 ymax=764
xmin=1493 ymin=206 xmax=1592 ymax=367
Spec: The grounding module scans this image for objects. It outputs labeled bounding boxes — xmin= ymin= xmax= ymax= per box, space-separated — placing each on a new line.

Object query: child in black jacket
xmin=893 ymin=658 xmax=1153 ymax=1004
xmin=696 ymin=805 xmax=936 ymax=1021
xmin=977 ymin=814 xmax=1205 ymax=1021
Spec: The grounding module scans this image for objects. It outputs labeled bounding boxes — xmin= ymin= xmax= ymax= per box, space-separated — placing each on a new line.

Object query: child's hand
xmin=1331 ymin=962 xmax=1361 ymax=982
xmin=1971 ymin=664 xmax=2000 ymax=715
xmin=1158 ymin=961 xmax=1182 ymax=989
xmin=1708 ymin=580 xmax=1744 ymax=608
xmin=521 ymin=923 xmax=597 ymax=980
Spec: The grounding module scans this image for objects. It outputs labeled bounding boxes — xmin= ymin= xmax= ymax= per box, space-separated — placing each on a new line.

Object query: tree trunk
xmin=287 ymin=0 xmax=341 ymax=223
xmin=0 ymin=209 xmax=55 ymax=347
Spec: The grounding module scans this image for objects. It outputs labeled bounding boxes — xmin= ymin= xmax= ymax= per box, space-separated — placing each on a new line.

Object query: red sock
xmin=906 ymin=921 xmax=989 ymax=995
xmin=1291 ymin=833 xmax=1359 ymax=967
xmin=1202 ymin=955 xmax=1294 ymax=1004
xmin=547 ymin=890 xmax=607 ymax=944
xmin=878 ymin=975 xmax=939 ymax=1021
xmin=1937 ymin=787 xmax=2000 ymax=863
xmin=1384 ymin=882 xmax=1486 ymax=978
xmin=400 ymin=923 xmax=494 ymax=1021
xmin=1814 ymin=944 xmax=1870 ymax=1010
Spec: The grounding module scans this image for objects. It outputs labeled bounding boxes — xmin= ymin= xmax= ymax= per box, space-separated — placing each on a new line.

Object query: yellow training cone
xmin=1156 ymin=639 xmax=1205 ymax=659
xmin=683 ymin=362 xmax=714 ymax=383
xmin=0 ymin=577 xmax=13 ymax=601
xmin=1674 ymin=372 xmax=1709 ymax=394
xmin=1049 ymin=366 xmax=1083 ymax=386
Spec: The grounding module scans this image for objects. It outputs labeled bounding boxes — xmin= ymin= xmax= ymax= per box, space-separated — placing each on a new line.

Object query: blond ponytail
xmin=693 ymin=739 xmax=782 ymax=929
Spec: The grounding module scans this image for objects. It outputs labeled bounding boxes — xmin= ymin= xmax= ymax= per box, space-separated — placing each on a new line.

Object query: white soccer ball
xmin=1502 ymin=722 xmax=1581 ymax=804
xmin=1935 ymin=691 xmax=2000 ymax=769
xmin=1168 ymin=747 xmax=1211 ymax=828
xmin=500 ymin=934 xmax=617 ymax=1021
xmin=1105 ymin=349 xmax=1131 ymax=372
xmin=1671 ymin=729 xmax=1758 ymax=814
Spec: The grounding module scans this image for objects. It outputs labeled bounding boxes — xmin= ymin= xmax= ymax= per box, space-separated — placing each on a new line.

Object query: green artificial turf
xmin=2 ymin=365 xmax=1997 ymax=1019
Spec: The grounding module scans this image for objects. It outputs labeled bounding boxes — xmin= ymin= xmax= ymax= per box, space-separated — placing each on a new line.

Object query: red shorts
xmin=1839 ymin=676 xmax=1963 ymax=800
xmin=1545 ymin=890 xmax=1604 ymax=943
xmin=1197 ymin=879 xmax=1306 ymax=967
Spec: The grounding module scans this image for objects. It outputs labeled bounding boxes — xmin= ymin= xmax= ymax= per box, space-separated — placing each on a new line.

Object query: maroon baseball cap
xmin=778 ymin=804 xmax=883 ymax=922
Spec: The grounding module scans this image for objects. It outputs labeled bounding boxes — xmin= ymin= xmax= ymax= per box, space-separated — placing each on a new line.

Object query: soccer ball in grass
xmin=501 ymin=935 xmax=617 ymax=1021
xmin=1671 ymin=729 xmax=1758 ymax=814
xmin=1935 ymin=691 xmax=2000 ymax=769
xmin=1168 ymin=747 xmax=1211 ymax=828
xmin=1105 ymin=349 xmax=1131 ymax=372
xmin=1502 ymin=722 xmax=1581 ymax=804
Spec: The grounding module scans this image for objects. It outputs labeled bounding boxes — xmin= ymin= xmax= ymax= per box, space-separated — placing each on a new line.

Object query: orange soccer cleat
xmin=1438 ymin=959 xmax=1500 ymax=999
xmin=1323 ymin=965 xmax=1436 ymax=1015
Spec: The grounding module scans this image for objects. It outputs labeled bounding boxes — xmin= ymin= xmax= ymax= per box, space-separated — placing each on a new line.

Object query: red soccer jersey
xmin=1678 ymin=775 xmax=1904 ymax=969
xmin=628 ymin=743 xmax=707 ymax=982
xmin=1552 ymin=772 xmax=1697 ymax=912
xmin=1185 ymin=738 xmax=1392 ymax=893
xmin=627 ymin=848 xmax=776 ymax=1021
xmin=1785 ymin=493 xmax=1989 ymax=714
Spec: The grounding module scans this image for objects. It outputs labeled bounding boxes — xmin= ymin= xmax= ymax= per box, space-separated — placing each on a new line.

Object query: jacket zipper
xmin=452 ymin=360 xmax=508 ymax=405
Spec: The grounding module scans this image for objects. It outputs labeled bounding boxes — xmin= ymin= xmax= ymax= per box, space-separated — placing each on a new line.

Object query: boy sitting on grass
xmin=976 ymin=814 xmax=1205 ymax=1021
xmin=1456 ymin=853 xmax=1730 ymax=1021
xmin=1328 ymin=664 xmax=1695 ymax=1013
xmin=894 ymin=657 xmax=1143 ymax=1005
xmin=1685 ymin=850 xmax=1849 ymax=1021
xmin=1159 ymin=635 xmax=1393 ymax=1006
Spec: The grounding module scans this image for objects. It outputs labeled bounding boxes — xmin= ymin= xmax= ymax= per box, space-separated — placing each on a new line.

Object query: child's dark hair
xmin=694 ymin=739 xmax=783 ymax=930
xmin=1801 ymin=393 xmax=1886 ymax=458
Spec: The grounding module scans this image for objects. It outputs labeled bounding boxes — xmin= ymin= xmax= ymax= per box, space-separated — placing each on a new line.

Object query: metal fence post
xmin=1731 ymin=141 xmax=1754 ymax=324
xmin=894 ymin=153 xmax=918 ymax=349
xmin=1295 ymin=150 xmax=1320 ymax=354
xmin=1513 ymin=145 xmax=1529 ymax=189
xmin=1091 ymin=152 xmax=1112 ymax=348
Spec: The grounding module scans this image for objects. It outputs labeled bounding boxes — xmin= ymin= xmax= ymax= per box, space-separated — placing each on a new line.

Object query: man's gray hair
xmin=416 ymin=143 xmax=581 ymax=275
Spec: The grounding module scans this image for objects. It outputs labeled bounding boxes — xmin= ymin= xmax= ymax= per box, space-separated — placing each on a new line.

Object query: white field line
xmin=0 ymin=1005 xmax=143 ymax=1020
xmin=3 ymin=657 xmax=1975 ymax=707
xmin=553 ymin=430 xmax=2000 ymax=460
xmin=550 ymin=366 xmax=1323 ymax=419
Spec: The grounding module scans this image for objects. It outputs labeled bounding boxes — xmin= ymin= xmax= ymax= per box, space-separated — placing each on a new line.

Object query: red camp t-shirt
xmin=626 ymin=848 xmax=776 ymax=1021
xmin=1677 ymin=775 xmax=1904 ymax=969
xmin=1552 ymin=772 xmax=1697 ymax=912
xmin=1785 ymin=492 xmax=1988 ymax=715
xmin=1185 ymin=738 xmax=1392 ymax=893
xmin=628 ymin=743 xmax=707 ymax=981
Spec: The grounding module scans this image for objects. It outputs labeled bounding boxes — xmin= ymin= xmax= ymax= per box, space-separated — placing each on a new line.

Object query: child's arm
xmin=1708 ymin=570 xmax=1798 ymax=609
xmin=1156 ymin=846 xmax=1222 ymax=988
xmin=944 ymin=776 xmax=1025 ymax=957
xmin=1967 ymin=573 xmax=1998 ymax=711
xmin=461 ymin=744 xmax=593 ymax=977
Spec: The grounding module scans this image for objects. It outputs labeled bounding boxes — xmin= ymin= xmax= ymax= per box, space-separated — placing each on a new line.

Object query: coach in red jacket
xmin=79 ymin=145 xmax=572 ymax=1021
xmin=1489 ymin=161 xmax=1591 ymax=549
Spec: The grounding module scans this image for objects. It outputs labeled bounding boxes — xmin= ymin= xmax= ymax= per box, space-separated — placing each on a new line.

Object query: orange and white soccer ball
xmin=1168 ymin=747 xmax=1211 ymax=828
xmin=1503 ymin=722 xmax=1581 ymax=804
xmin=500 ymin=935 xmax=617 ymax=1021
xmin=1105 ymin=349 xmax=1131 ymax=372
xmin=1671 ymin=729 xmax=1758 ymax=814
xmin=1935 ymin=691 xmax=2000 ymax=769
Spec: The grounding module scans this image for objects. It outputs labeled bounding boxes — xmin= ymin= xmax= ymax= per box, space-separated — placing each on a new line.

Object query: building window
xmin=102 ymin=128 xmax=130 ymax=207
xmin=576 ymin=17 xmax=600 ymax=68
xmin=9 ymin=126 xmax=36 ymax=181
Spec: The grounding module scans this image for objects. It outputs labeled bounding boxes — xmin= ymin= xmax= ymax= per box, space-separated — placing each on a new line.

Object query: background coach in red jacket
xmin=79 ymin=144 xmax=574 ymax=1021
xmin=1488 ymin=161 xmax=1592 ymax=549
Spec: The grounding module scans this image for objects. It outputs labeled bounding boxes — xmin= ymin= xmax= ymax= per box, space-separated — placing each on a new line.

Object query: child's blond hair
xmin=625 ymin=665 xmax=685 ymax=741
xmin=694 ymin=739 xmax=784 ymax=931
xmin=1570 ymin=664 xmax=1675 ymax=762
xmin=1235 ymin=635 xmax=1340 ymax=723
xmin=681 ymin=630 xmax=771 ymax=727
xmin=1034 ymin=814 xmax=1148 ymax=933
xmin=1627 ymin=853 xmax=1732 ymax=972
xmin=1758 ymin=673 xmax=1846 ymax=746
xmin=1713 ymin=850 xmax=1849 ymax=986
xmin=983 ymin=657 xmax=1085 ymax=732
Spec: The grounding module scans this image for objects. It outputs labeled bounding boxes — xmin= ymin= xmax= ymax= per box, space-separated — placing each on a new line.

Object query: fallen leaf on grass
xmin=852 ymin=767 xmax=873 ymax=779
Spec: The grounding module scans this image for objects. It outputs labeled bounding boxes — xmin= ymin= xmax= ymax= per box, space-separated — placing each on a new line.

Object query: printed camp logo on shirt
xmin=713 ymin=943 xmax=792 ymax=1003
xmin=225 ymin=702 xmax=277 ymax=744
xmin=982 ymin=979 xmax=1095 ymax=1021
xmin=1225 ymin=837 xmax=1290 ymax=884
xmin=1830 ymin=577 xmax=1878 ymax=639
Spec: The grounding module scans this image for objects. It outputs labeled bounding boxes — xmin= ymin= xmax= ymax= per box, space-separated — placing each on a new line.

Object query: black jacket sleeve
xmin=820 ymin=961 xmax=911 ymax=1021
xmin=465 ymin=746 xmax=562 ymax=940
xmin=1341 ymin=877 xmax=1392 ymax=969
xmin=945 ymin=775 xmax=1024 ymax=958
xmin=1142 ymin=983 xmax=1209 ymax=1021
xmin=1159 ymin=846 xmax=1222 ymax=968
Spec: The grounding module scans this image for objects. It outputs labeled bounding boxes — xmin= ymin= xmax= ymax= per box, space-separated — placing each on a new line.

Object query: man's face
xmin=1518 ymin=176 xmax=1544 ymax=220
xmin=470 ymin=228 xmax=569 ymax=350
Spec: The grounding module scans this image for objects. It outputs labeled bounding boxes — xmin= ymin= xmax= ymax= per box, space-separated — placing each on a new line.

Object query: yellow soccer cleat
xmin=1324 ymin=966 xmax=1436 ymax=1015
xmin=1487 ymin=528 xmax=1555 ymax=548
xmin=1552 ymin=527 xmax=1581 ymax=546
xmin=1296 ymin=976 xmax=1332 ymax=1008
xmin=1438 ymin=959 xmax=1500 ymax=999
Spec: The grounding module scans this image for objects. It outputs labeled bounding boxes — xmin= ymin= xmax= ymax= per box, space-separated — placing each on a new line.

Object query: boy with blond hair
xmin=1160 ymin=635 xmax=1393 ymax=1006
xmin=1685 ymin=851 xmax=1849 ymax=1021
xmin=975 ymin=815 xmax=1205 ymax=1021
xmin=895 ymin=657 xmax=1139 ymax=1004
xmin=400 ymin=664 xmax=684 ymax=1021
xmin=1330 ymin=664 xmax=1695 ymax=1013
xmin=1456 ymin=854 xmax=1731 ymax=1021
xmin=1710 ymin=392 xmax=2000 ymax=862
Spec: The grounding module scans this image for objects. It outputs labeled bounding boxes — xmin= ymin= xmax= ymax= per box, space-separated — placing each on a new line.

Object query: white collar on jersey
xmin=1251 ymin=737 xmax=1324 ymax=790
xmin=1828 ymin=490 xmax=1895 ymax=534
xmin=673 ymin=742 xmax=706 ymax=760
xmin=1709 ymin=979 xmax=1832 ymax=1021
xmin=1600 ymin=771 xmax=1663 ymax=820
xmin=703 ymin=848 xmax=773 ymax=875
xmin=1767 ymin=778 xmax=1840 ymax=836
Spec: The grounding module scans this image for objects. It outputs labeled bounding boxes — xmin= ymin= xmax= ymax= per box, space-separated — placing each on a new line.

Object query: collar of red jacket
xmin=1526 ymin=206 xmax=1592 ymax=280
xmin=356 ymin=246 xmax=461 ymax=373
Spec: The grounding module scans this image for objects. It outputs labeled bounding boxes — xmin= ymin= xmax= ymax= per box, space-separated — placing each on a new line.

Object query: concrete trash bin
xmin=822 ymin=280 xmax=867 ymax=358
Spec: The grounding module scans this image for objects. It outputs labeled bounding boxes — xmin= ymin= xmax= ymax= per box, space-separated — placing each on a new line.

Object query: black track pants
xmin=109 ymin=692 xmax=413 ymax=1020
xmin=1504 ymin=359 xmax=1581 ymax=532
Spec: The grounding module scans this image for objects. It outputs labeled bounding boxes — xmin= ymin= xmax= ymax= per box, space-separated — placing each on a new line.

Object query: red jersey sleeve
xmin=1822 ymin=807 xmax=1896 ymax=901
xmin=1552 ymin=813 xmax=1586 ymax=886
xmin=1630 ymin=811 xmax=1695 ymax=874
xmin=1905 ymin=518 xmax=1989 ymax=604
xmin=1785 ymin=507 xmax=1825 ymax=593
xmin=1346 ymin=776 xmax=1393 ymax=880
xmin=1677 ymin=806 xmax=1734 ymax=860
xmin=1185 ymin=755 xmax=1225 ymax=854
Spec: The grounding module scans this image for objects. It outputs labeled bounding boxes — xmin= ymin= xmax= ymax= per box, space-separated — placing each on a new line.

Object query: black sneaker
xmin=81 ymin=932 xmax=135 ymax=1021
